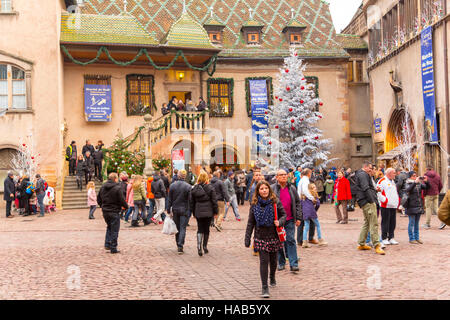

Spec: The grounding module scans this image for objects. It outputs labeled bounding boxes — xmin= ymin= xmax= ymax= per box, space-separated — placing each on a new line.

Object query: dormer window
xmin=290 ymin=33 xmax=301 ymax=44
xmin=209 ymin=32 xmax=221 ymax=44
xmin=248 ymin=33 xmax=260 ymax=44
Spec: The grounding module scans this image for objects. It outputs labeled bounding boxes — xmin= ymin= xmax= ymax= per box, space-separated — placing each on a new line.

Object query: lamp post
xmin=143 ymin=113 xmax=154 ymax=176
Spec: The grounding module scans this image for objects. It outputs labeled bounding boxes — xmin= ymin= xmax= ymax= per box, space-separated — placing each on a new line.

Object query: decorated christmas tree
xmin=105 ymin=134 xmax=145 ymax=176
xmin=10 ymin=137 xmax=41 ymax=177
xmin=259 ymin=47 xmax=333 ymax=169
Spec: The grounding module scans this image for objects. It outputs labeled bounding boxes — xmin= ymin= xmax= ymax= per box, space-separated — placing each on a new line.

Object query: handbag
xmin=273 ymin=203 xmax=286 ymax=242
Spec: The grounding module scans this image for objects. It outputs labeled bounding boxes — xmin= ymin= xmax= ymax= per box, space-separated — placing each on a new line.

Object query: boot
xmin=203 ymin=233 xmax=209 ymax=254
xmin=302 ymin=240 xmax=311 ymax=248
xmin=197 ymin=233 xmax=203 ymax=256
xmin=261 ymin=286 xmax=270 ymax=298
xmin=318 ymin=238 xmax=328 ymax=246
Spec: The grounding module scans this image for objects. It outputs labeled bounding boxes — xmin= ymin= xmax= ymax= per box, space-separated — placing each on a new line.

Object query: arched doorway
xmin=209 ymin=144 xmax=240 ymax=172
xmin=385 ymin=107 xmax=416 ymax=152
xmin=171 ymin=140 xmax=195 ymax=172
xmin=0 ymin=148 xmax=19 ymax=192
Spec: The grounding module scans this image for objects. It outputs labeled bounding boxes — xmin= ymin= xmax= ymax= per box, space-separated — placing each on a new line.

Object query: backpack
xmin=26 ymin=182 xmax=35 ymax=195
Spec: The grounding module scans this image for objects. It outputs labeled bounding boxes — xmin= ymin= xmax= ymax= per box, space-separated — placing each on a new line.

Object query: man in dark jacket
xmin=35 ymin=174 xmax=46 ymax=217
xmin=3 ymin=172 xmax=15 ymax=218
xmin=167 ymin=169 xmax=192 ymax=254
xmin=210 ymin=171 xmax=230 ymax=231
xmin=93 ymin=145 xmax=104 ymax=182
xmin=97 ymin=173 xmax=128 ymax=254
xmin=66 ymin=141 xmax=77 ymax=176
xmin=423 ymin=166 xmax=443 ymax=229
xmin=245 ymin=169 xmax=253 ymax=201
xmin=151 ymin=172 xmax=167 ymax=223
xmin=271 ymin=169 xmax=302 ymax=273
xmin=161 ymin=169 xmax=170 ymax=216
xmin=355 ymin=161 xmax=385 ymax=255
xmin=82 ymin=139 xmax=95 ymax=157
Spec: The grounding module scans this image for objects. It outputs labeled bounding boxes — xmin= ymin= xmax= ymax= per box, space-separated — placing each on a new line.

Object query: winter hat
xmin=228 ymin=171 xmax=234 ymax=177
xmin=408 ymin=171 xmax=416 ymax=178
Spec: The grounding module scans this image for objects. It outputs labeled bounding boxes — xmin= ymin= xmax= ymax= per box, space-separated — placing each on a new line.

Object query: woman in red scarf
xmin=333 ymin=170 xmax=352 ymax=224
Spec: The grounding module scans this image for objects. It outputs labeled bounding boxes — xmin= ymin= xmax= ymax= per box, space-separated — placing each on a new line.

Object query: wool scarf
xmin=254 ymin=197 xmax=275 ymax=227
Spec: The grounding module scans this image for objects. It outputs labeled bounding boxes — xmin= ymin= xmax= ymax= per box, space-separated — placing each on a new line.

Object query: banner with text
xmin=421 ymin=26 xmax=438 ymax=143
xmin=249 ymin=80 xmax=269 ymax=156
xmin=84 ymin=84 xmax=112 ymax=122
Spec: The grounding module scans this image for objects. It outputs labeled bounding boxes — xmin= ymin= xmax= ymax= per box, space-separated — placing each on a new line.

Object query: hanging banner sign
xmin=421 ymin=26 xmax=438 ymax=143
xmin=374 ymin=118 xmax=382 ymax=133
xmin=84 ymin=84 xmax=112 ymax=122
xmin=172 ymin=149 xmax=185 ymax=171
xmin=249 ymin=80 xmax=269 ymax=156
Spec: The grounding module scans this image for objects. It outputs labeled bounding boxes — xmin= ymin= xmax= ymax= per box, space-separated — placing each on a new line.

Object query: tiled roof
xmin=60 ymin=12 xmax=158 ymax=46
xmin=286 ymin=19 xmax=307 ymax=28
xmin=161 ymin=11 xmax=215 ymax=48
xmin=80 ymin=0 xmax=346 ymax=58
xmin=335 ymin=34 xmax=368 ymax=50
xmin=242 ymin=19 xmax=265 ymax=27
xmin=203 ymin=17 xmax=225 ymax=27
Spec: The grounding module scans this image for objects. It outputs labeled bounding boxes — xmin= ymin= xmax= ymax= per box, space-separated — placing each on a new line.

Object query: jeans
xmin=6 ymin=200 xmax=12 ymax=217
xmin=365 ymin=232 xmax=383 ymax=244
xmin=31 ymin=204 xmax=37 ymax=215
xmin=146 ymin=199 xmax=155 ymax=223
xmin=103 ymin=212 xmax=120 ymax=250
xmin=89 ymin=205 xmax=97 ymax=218
xmin=297 ymin=219 xmax=315 ymax=243
xmin=37 ymin=193 xmax=45 ymax=216
xmin=69 ymin=159 xmax=76 ymax=175
xmin=358 ymin=203 xmax=380 ymax=247
xmin=132 ymin=199 xmax=147 ymax=222
xmin=259 ymin=251 xmax=277 ymax=289
xmin=380 ymin=207 xmax=396 ymax=240
xmin=224 ymin=194 xmax=241 ymax=219
xmin=277 ymin=219 xmax=298 ymax=268
xmin=153 ymin=198 xmax=165 ymax=221
xmin=124 ymin=206 xmax=134 ymax=222
xmin=408 ymin=214 xmax=421 ymax=241
xmin=94 ymin=161 xmax=102 ymax=181
xmin=425 ymin=195 xmax=438 ymax=225
xmin=245 ymin=185 xmax=251 ymax=201
xmin=303 ymin=218 xmax=322 ymax=240
xmin=173 ymin=213 xmax=188 ymax=248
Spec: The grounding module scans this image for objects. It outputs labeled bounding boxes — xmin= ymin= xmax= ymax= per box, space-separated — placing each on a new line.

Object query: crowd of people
xmin=161 ymin=97 xmax=207 ymax=115
xmin=3 ymin=157 xmax=450 ymax=299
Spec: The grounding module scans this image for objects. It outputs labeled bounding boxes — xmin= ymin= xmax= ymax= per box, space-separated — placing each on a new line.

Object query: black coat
xmin=97 ymin=180 xmax=128 ymax=214
xmin=75 ymin=160 xmax=86 ymax=177
xmin=119 ymin=181 xmax=128 ymax=198
xmin=354 ymin=169 xmax=377 ymax=208
xmin=82 ymin=144 xmax=95 ymax=157
xmin=92 ymin=149 xmax=103 ymax=163
xmin=403 ymin=181 xmax=429 ymax=215
xmin=84 ymin=156 xmax=95 ymax=173
xmin=167 ymin=179 xmax=192 ymax=215
xmin=189 ymin=183 xmax=218 ymax=218
xmin=3 ymin=176 xmax=15 ymax=201
xmin=151 ymin=176 xmax=166 ymax=199
xmin=270 ymin=182 xmax=302 ymax=221
xmin=245 ymin=199 xmax=287 ymax=248
xmin=161 ymin=175 xmax=170 ymax=190
xmin=210 ymin=177 xmax=230 ymax=202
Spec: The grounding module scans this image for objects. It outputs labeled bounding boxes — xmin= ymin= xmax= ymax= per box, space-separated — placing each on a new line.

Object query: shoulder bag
xmin=273 ymin=203 xmax=286 ymax=242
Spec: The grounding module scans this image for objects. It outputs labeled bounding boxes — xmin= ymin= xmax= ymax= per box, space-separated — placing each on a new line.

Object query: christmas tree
xmin=259 ymin=47 xmax=333 ymax=169
xmin=105 ymin=134 xmax=145 ymax=176
xmin=10 ymin=137 xmax=40 ymax=177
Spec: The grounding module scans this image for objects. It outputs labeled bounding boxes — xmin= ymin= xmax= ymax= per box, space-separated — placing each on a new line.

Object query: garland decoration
xmin=61 ymin=45 xmax=218 ymax=76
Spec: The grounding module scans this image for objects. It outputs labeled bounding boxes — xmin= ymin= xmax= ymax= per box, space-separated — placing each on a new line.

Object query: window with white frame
xmin=0 ymin=64 xmax=27 ymax=110
xmin=1 ymin=0 xmax=12 ymax=12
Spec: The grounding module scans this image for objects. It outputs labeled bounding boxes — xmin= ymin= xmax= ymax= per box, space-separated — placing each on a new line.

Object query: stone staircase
xmin=62 ymin=176 xmax=102 ymax=210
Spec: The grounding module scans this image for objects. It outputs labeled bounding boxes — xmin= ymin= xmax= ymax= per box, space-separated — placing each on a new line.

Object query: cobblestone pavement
xmin=0 ymin=203 xmax=449 ymax=300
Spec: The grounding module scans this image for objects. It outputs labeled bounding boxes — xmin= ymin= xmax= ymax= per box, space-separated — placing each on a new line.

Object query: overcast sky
xmin=328 ymin=0 xmax=362 ymax=33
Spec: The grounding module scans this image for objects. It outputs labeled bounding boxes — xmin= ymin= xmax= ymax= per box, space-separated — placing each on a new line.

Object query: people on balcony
xmin=162 ymin=102 xmax=170 ymax=115
xmin=197 ymin=97 xmax=206 ymax=111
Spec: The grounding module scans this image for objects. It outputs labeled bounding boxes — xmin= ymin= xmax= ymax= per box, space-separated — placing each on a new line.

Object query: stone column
xmin=144 ymin=113 xmax=154 ymax=176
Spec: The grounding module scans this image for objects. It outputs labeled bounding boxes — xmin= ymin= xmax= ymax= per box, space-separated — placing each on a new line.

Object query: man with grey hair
xmin=35 ymin=174 xmax=46 ymax=217
xmin=3 ymin=172 xmax=15 ymax=218
xmin=167 ymin=169 xmax=192 ymax=254
xmin=377 ymin=168 xmax=400 ymax=245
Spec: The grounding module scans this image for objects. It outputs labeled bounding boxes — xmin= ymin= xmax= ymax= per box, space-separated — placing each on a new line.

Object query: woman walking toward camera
xmin=245 ymin=181 xmax=286 ymax=298
xmin=87 ymin=181 xmax=97 ymax=219
xmin=189 ymin=171 xmax=218 ymax=257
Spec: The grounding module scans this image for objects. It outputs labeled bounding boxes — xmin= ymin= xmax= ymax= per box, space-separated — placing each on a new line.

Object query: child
xmin=324 ymin=175 xmax=334 ymax=203
xmin=87 ymin=181 xmax=97 ymax=219
xmin=302 ymin=183 xmax=328 ymax=248
xmin=75 ymin=155 xmax=85 ymax=191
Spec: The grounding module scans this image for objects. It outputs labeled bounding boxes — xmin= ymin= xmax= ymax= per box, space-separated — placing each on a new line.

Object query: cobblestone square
xmin=1 ymin=203 xmax=448 ymax=300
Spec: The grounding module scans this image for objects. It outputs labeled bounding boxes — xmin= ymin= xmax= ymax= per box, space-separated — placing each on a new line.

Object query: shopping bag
xmin=274 ymin=203 xmax=286 ymax=242
xmin=162 ymin=216 xmax=178 ymax=235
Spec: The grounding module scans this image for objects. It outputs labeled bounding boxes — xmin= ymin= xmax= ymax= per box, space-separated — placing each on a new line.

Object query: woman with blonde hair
xmin=131 ymin=175 xmax=149 ymax=227
xmin=189 ymin=171 xmax=218 ymax=256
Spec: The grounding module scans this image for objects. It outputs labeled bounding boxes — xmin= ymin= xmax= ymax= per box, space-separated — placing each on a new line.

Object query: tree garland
xmin=100 ymin=109 xmax=208 ymax=179
xmin=61 ymin=45 xmax=218 ymax=76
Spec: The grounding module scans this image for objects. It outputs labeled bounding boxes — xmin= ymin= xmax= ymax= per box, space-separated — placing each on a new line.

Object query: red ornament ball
xmin=285 ymin=69 xmax=289 ymax=73
xmin=315 ymin=136 xmax=319 ymax=140
xmin=303 ymin=139 xmax=307 ymax=143
xmin=300 ymin=118 xmax=304 ymax=121
xmin=301 ymin=86 xmax=305 ymax=90
xmin=289 ymin=108 xmax=293 ymax=112
xmin=319 ymin=102 xmax=323 ymax=106
xmin=291 ymin=119 xmax=295 ymax=123
xmin=269 ymin=141 xmax=272 ymax=145
xmin=275 ymin=96 xmax=278 ymax=100
xmin=265 ymin=111 xmax=268 ymax=115
xmin=275 ymin=125 xmax=279 ymax=129
xmin=22 ymin=144 xmax=26 ymax=147
xmin=302 ymin=78 xmax=305 ymax=81
xmin=318 ymin=115 xmax=322 ymax=119
xmin=279 ymin=98 xmax=283 ymax=102
xmin=295 ymin=53 xmax=298 ymax=56
xmin=31 ymin=156 xmax=34 ymax=159
xmin=300 ymin=100 xmax=304 ymax=104
xmin=291 ymin=126 xmax=295 ymax=131
xmin=286 ymin=87 xmax=291 ymax=91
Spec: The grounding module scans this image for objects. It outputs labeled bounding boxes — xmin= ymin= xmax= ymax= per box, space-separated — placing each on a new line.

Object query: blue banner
xmin=84 ymin=84 xmax=112 ymax=122
xmin=421 ymin=26 xmax=438 ymax=143
xmin=249 ymin=80 xmax=268 ymax=155
xmin=374 ymin=118 xmax=382 ymax=133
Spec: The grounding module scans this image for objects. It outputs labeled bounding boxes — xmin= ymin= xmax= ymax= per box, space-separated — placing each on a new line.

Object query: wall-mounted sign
xmin=249 ymin=79 xmax=268 ymax=156
xmin=421 ymin=26 xmax=438 ymax=143
xmin=84 ymin=84 xmax=112 ymax=122
xmin=374 ymin=118 xmax=382 ymax=133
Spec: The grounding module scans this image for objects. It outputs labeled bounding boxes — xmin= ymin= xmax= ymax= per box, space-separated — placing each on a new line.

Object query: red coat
xmin=333 ymin=177 xmax=352 ymax=201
